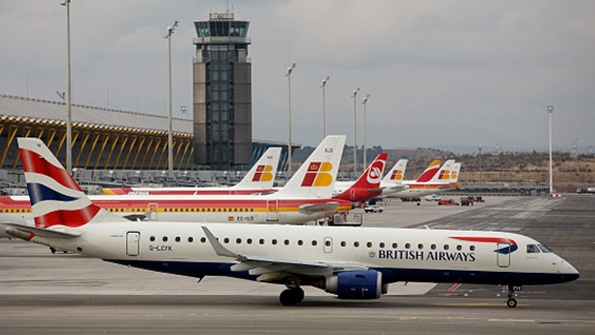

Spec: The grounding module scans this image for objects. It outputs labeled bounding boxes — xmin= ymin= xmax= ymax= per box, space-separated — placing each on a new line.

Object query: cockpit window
xmin=538 ymin=244 xmax=553 ymax=253
xmin=526 ymin=244 xmax=540 ymax=253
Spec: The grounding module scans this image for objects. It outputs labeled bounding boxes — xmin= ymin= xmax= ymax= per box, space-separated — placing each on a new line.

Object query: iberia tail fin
xmin=275 ymin=135 xmax=346 ymax=198
xmin=414 ymin=159 xmax=441 ymax=182
xmin=232 ymin=147 xmax=281 ymax=190
xmin=382 ymin=159 xmax=407 ymax=184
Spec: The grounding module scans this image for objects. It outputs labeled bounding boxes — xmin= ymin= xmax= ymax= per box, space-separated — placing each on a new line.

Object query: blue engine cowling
xmin=325 ymin=270 xmax=383 ymax=299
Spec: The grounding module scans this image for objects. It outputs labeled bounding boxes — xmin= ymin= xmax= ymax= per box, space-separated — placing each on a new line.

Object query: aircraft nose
xmin=558 ymin=258 xmax=580 ymax=282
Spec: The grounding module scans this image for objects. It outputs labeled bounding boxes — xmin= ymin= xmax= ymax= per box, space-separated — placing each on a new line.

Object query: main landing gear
xmin=279 ymin=287 xmax=305 ymax=306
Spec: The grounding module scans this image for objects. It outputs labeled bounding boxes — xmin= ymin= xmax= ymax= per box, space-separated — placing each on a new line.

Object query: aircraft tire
xmin=506 ymin=298 xmax=517 ymax=308
xmin=279 ymin=288 xmax=304 ymax=306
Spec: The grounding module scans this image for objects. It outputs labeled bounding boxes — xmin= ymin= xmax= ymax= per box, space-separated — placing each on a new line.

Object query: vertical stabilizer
xmin=275 ymin=135 xmax=346 ymax=198
xmin=382 ymin=159 xmax=407 ymax=184
xmin=414 ymin=160 xmax=441 ymax=182
xmin=232 ymin=147 xmax=281 ymax=190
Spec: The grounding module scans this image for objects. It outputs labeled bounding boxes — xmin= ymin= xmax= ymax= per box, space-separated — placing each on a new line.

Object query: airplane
xmin=5 ymin=137 xmax=580 ymax=307
xmin=331 ymin=152 xmax=388 ymax=202
xmin=102 ymin=147 xmax=282 ymax=196
xmin=0 ymin=136 xmax=353 ymax=233
xmin=390 ymin=160 xmax=458 ymax=199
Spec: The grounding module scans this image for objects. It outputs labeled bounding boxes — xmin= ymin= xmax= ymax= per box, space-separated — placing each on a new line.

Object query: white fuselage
xmin=26 ymin=221 xmax=579 ymax=288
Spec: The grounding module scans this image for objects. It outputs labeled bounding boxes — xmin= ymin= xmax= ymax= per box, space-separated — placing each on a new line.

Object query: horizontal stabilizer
xmin=5 ymin=224 xmax=81 ymax=240
xmin=298 ymin=202 xmax=341 ymax=215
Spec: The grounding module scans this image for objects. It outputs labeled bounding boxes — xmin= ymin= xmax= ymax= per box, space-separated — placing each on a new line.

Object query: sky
xmin=1 ymin=0 xmax=594 ymax=153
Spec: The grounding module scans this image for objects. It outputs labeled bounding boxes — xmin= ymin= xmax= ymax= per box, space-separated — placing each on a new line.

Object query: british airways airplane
xmin=5 ymin=137 xmax=579 ymax=307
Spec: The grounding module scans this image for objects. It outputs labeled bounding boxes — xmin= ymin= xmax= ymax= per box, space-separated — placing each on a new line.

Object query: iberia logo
xmin=450 ymin=236 xmax=519 ymax=254
xmin=451 ymin=170 xmax=458 ymax=180
xmin=390 ymin=169 xmax=404 ymax=181
xmin=366 ymin=160 xmax=385 ymax=184
xmin=438 ymin=169 xmax=451 ymax=180
xmin=252 ymin=164 xmax=274 ymax=182
xmin=301 ymin=161 xmax=333 ymax=187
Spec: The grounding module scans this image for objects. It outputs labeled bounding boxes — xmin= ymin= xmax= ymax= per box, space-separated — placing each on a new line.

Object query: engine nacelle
xmin=325 ymin=270 xmax=383 ymax=299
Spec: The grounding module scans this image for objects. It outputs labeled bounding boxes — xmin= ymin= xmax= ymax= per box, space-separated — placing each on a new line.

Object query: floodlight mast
xmin=286 ymin=63 xmax=296 ymax=175
xmin=60 ymin=0 xmax=72 ymax=174
xmin=351 ymin=87 xmax=360 ymax=176
xmin=362 ymin=94 xmax=370 ymax=168
xmin=321 ymin=76 xmax=330 ymax=138
xmin=165 ymin=20 xmax=179 ymax=172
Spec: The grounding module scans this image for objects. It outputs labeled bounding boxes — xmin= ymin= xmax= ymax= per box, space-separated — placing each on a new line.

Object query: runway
xmin=1 ymin=195 xmax=594 ymax=334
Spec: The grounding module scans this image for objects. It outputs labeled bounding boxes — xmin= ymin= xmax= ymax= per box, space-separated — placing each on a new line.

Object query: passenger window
xmin=200 ymin=237 xmax=206 ymax=243
xmin=223 ymin=237 xmax=230 ymax=244
xmin=443 ymin=244 xmax=449 ymax=251
xmin=312 ymin=240 xmax=318 ymax=246
xmin=297 ymin=240 xmax=303 ymax=246
xmin=431 ymin=244 xmax=436 ymax=250
xmin=284 ymin=239 xmax=290 ymax=246
xmin=354 ymin=241 xmax=360 ymax=248
xmin=150 ymin=236 xmax=155 ymax=242
xmin=272 ymin=239 xmax=277 ymax=245
xmin=418 ymin=243 xmax=423 ymax=250
xmin=162 ymin=236 xmax=168 ymax=242
xmin=175 ymin=236 xmax=181 ymax=242
xmin=457 ymin=245 xmax=462 ymax=251
xmin=379 ymin=242 xmax=385 ymax=248
xmin=392 ymin=242 xmax=398 ymax=249
xmin=236 ymin=238 xmax=242 ymax=244
xmin=259 ymin=239 xmax=265 ymax=245
xmin=527 ymin=244 xmax=540 ymax=253
xmin=341 ymin=241 xmax=346 ymax=247
xmin=405 ymin=243 xmax=410 ymax=249
xmin=247 ymin=238 xmax=253 ymax=244
xmin=188 ymin=237 xmax=194 ymax=243
xmin=470 ymin=245 xmax=475 ymax=251
xmin=366 ymin=242 xmax=372 ymax=248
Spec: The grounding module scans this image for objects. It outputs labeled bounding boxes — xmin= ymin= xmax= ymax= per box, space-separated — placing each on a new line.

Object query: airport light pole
xmin=286 ymin=63 xmax=296 ymax=175
xmin=165 ymin=20 xmax=179 ymax=172
xmin=478 ymin=144 xmax=482 ymax=186
xmin=60 ymin=0 xmax=72 ymax=174
xmin=321 ymin=76 xmax=330 ymax=139
xmin=362 ymin=94 xmax=370 ymax=168
xmin=548 ymin=105 xmax=554 ymax=194
xmin=351 ymin=87 xmax=359 ymax=176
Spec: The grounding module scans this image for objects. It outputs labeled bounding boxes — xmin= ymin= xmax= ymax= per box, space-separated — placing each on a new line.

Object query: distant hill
xmin=292 ymin=146 xmax=595 ymax=193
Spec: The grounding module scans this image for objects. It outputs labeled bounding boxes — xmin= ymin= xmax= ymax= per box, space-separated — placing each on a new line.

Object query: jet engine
xmin=324 ymin=270 xmax=385 ymax=299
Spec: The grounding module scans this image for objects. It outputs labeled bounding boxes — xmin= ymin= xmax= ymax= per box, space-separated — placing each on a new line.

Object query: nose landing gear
xmin=506 ymin=284 xmax=521 ymax=308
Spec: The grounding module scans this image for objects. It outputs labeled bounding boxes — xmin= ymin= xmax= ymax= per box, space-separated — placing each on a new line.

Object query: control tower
xmin=192 ymin=10 xmax=252 ymax=170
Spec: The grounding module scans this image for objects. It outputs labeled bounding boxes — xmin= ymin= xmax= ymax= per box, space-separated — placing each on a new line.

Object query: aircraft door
xmin=266 ymin=200 xmax=279 ymax=221
xmin=148 ymin=203 xmax=158 ymax=221
xmin=126 ymin=231 xmax=140 ymax=256
xmin=323 ymin=237 xmax=333 ymax=254
xmin=497 ymin=243 xmax=511 ymax=268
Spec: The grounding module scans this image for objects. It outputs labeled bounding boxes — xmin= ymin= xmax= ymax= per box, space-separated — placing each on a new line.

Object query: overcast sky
xmin=1 ymin=0 xmax=594 ymax=153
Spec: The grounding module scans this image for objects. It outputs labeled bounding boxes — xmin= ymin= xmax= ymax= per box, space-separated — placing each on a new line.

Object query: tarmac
xmin=0 ymin=195 xmax=594 ymax=334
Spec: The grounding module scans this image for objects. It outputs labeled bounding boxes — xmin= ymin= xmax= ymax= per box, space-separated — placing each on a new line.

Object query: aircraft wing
xmin=5 ymin=223 xmax=82 ymax=239
xmin=297 ymin=202 xmax=341 ymax=215
xmin=202 ymin=226 xmax=366 ymax=282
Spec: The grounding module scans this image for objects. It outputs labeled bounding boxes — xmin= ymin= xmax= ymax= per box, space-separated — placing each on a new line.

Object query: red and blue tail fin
xmin=17 ymin=138 xmax=111 ymax=228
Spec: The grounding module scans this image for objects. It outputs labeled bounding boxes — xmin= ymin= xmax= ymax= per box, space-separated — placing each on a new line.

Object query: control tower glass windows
xmin=196 ymin=22 xmax=209 ymax=37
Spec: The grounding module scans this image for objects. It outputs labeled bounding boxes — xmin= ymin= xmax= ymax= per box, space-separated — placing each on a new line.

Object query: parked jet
xmin=1 ymin=136 xmax=352 ymax=231
xmin=6 ymin=137 xmax=579 ymax=307
xmin=390 ymin=160 xmax=458 ymax=199
xmin=332 ymin=153 xmax=388 ymax=203
xmin=102 ymin=147 xmax=282 ymax=196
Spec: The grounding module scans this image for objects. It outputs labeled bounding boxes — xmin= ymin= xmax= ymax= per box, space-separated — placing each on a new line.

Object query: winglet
xmin=201 ymin=226 xmax=240 ymax=258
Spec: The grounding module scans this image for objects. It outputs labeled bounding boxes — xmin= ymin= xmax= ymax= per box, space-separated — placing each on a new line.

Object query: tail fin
xmin=17 ymin=137 xmax=118 ymax=228
xmin=382 ymin=159 xmax=407 ymax=184
xmin=275 ymin=135 xmax=346 ymax=198
xmin=428 ymin=159 xmax=455 ymax=183
xmin=335 ymin=152 xmax=387 ymax=201
xmin=232 ymin=147 xmax=281 ymax=190
xmin=414 ymin=160 xmax=441 ymax=182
